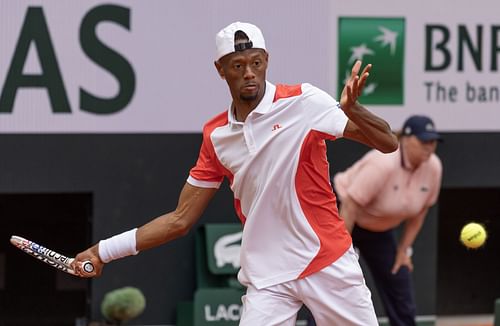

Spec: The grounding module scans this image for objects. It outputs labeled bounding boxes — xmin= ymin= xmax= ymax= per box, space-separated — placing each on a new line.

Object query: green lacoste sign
xmin=205 ymin=224 xmax=243 ymax=275
xmin=194 ymin=288 xmax=245 ymax=325
xmin=338 ymin=17 xmax=405 ymax=104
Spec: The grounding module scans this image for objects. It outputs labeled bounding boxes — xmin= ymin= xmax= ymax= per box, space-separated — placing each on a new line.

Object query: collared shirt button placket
xmin=243 ymin=118 xmax=257 ymax=153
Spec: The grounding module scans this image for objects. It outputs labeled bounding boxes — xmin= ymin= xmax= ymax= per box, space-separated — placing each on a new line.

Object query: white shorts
xmin=239 ymin=246 xmax=377 ymax=326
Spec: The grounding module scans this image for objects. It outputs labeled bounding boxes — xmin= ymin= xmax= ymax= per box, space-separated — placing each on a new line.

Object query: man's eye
xmin=234 ymin=64 xmax=242 ymax=69
xmin=254 ymin=61 xmax=261 ymax=66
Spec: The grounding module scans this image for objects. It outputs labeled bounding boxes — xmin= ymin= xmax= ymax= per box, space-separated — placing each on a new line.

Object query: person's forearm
xmin=136 ymin=211 xmax=190 ymax=251
xmin=136 ymin=184 xmax=217 ymax=251
xmin=99 ymin=183 xmax=217 ymax=262
xmin=344 ymin=102 xmax=398 ymax=153
xmin=398 ymin=210 xmax=427 ymax=253
xmin=95 ymin=211 xmax=191 ymax=263
xmin=339 ymin=196 xmax=361 ymax=233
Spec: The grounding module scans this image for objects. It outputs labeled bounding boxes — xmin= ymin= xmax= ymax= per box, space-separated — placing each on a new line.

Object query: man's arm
xmin=340 ymin=60 xmax=398 ymax=153
xmin=391 ymin=208 xmax=428 ymax=274
xmin=72 ymin=182 xmax=218 ymax=277
xmin=137 ymin=183 xmax=217 ymax=251
xmin=338 ymin=195 xmax=363 ymax=233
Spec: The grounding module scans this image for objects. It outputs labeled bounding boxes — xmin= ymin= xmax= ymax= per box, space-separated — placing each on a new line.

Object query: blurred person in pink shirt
xmin=333 ymin=115 xmax=442 ymax=326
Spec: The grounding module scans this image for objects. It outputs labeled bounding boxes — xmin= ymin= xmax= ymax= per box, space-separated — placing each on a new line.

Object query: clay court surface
xmin=436 ymin=314 xmax=493 ymax=326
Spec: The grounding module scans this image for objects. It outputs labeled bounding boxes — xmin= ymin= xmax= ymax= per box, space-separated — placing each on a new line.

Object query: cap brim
xmin=416 ymin=132 xmax=443 ymax=142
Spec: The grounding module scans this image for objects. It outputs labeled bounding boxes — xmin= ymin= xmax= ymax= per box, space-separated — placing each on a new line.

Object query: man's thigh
xmin=301 ymin=246 xmax=378 ymax=326
xmin=239 ymin=283 xmax=302 ymax=326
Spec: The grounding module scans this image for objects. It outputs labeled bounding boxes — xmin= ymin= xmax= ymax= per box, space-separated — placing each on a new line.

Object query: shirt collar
xmin=400 ymin=141 xmax=415 ymax=171
xmin=227 ymin=81 xmax=276 ymax=125
xmin=253 ymin=81 xmax=276 ymax=115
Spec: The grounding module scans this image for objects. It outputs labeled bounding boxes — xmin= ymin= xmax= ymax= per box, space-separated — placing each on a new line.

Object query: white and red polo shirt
xmin=188 ymin=81 xmax=352 ymax=289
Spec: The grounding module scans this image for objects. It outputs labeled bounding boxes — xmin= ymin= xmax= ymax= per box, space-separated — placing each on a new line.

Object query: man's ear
xmin=214 ymin=61 xmax=225 ymax=80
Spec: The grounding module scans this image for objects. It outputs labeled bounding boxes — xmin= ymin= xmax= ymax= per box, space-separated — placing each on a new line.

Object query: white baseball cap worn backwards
xmin=215 ymin=22 xmax=267 ymax=61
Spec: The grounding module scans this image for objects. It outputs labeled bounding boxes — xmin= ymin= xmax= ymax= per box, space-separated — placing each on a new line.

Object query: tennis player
xmin=73 ymin=22 xmax=398 ymax=325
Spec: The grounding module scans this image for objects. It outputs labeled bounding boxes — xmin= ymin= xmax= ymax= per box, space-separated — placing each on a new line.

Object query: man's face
xmin=406 ymin=135 xmax=438 ymax=165
xmin=215 ymin=49 xmax=268 ymax=103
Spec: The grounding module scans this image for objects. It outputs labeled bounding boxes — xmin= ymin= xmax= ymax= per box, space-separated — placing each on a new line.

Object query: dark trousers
xmin=352 ymin=225 xmax=417 ymax=326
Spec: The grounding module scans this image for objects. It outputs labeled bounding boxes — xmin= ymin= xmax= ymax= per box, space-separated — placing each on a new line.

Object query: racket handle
xmin=81 ymin=260 xmax=95 ymax=274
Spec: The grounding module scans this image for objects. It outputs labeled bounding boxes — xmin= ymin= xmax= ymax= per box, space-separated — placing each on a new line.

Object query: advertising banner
xmin=333 ymin=0 xmax=500 ymax=132
xmin=0 ymin=0 xmax=498 ymax=132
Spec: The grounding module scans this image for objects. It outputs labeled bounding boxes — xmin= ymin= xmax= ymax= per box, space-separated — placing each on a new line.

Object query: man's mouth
xmin=242 ymin=84 xmax=257 ymax=92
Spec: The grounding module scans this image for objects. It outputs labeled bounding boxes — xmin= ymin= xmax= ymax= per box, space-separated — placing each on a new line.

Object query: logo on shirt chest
xmin=393 ymin=184 xmax=429 ymax=192
xmin=272 ymin=123 xmax=282 ymax=131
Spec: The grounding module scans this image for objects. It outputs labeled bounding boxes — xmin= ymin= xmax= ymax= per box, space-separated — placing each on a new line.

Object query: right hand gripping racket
xmin=10 ymin=235 xmax=95 ymax=276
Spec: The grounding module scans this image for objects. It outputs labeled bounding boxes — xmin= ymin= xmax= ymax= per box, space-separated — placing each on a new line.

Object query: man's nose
xmin=243 ymin=65 xmax=256 ymax=79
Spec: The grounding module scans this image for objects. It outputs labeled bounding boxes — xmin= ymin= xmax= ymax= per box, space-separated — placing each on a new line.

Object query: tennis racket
xmin=10 ymin=235 xmax=95 ymax=276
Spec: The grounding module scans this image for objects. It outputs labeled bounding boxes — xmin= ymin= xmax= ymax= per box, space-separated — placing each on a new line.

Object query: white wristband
xmin=98 ymin=228 xmax=139 ymax=263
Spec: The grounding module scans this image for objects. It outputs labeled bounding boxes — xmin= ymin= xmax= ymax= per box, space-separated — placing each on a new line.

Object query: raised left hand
xmin=340 ymin=60 xmax=372 ymax=111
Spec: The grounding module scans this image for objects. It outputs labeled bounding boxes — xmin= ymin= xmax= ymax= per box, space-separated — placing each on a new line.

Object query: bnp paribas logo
xmin=338 ymin=17 xmax=405 ymax=105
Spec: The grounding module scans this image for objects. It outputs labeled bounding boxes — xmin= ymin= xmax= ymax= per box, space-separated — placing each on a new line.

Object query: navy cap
xmin=402 ymin=115 xmax=442 ymax=141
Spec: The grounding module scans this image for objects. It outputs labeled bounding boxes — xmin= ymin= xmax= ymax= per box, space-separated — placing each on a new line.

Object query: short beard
xmin=240 ymin=94 xmax=258 ymax=101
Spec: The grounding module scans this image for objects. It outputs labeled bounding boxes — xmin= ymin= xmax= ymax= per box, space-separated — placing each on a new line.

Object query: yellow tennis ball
xmin=460 ymin=222 xmax=487 ymax=249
